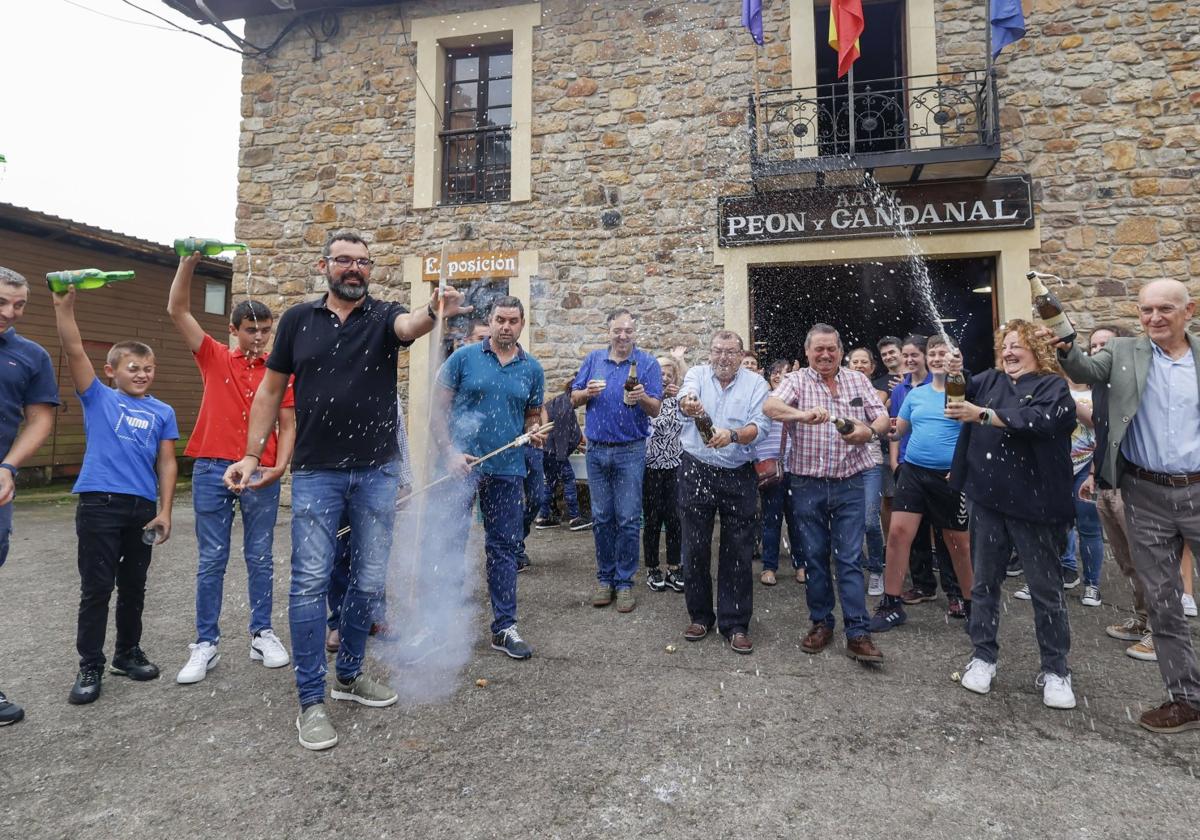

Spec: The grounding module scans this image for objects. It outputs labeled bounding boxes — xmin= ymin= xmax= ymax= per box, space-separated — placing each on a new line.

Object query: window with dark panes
xmin=441 ymin=46 xmax=513 ymax=205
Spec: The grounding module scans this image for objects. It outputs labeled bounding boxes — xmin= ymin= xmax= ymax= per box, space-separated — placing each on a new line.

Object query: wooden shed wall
xmin=0 ymin=228 xmax=232 ymax=479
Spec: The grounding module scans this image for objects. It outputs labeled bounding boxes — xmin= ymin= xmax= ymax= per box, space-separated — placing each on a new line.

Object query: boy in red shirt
xmin=167 ymin=253 xmax=296 ymax=684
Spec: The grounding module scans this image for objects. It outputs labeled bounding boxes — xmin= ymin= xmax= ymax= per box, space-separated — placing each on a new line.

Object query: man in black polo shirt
xmin=225 ymin=231 xmax=469 ymax=751
xmin=0 ymin=267 xmax=59 ymax=727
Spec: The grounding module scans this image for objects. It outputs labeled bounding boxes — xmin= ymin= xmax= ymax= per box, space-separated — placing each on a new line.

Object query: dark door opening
xmin=750 ymin=257 xmax=997 ymax=375
xmin=815 ymin=0 xmax=907 ymax=155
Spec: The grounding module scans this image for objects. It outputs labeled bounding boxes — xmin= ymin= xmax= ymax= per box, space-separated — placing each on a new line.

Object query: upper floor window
xmin=441 ymin=46 xmax=513 ymax=205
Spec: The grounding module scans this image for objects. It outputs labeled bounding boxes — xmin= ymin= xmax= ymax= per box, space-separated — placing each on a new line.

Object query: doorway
xmin=750 ymin=256 xmax=997 ymax=374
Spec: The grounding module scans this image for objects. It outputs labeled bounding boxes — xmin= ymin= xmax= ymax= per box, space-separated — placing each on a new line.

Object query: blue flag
xmin=990 ymin=0 xmax=1025 ymax=57
xmin=742 ymin=0 xmax=764 ymax=46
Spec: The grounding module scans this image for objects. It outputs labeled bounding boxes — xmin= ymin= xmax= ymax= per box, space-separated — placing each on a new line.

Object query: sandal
xmin=795 ymin=568 xmax=806 ymax=585
xmin=760 ymin=569 xmax=777 ymax=586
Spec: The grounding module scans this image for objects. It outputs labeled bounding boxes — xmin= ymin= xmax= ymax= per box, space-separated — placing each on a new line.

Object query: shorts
xmin=893 ymin=462 xmax=968 ymax=531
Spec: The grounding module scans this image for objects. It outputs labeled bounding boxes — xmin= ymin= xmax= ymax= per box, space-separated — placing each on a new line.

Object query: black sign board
xmin=718 ymin=176 xmax=1034 ymax=247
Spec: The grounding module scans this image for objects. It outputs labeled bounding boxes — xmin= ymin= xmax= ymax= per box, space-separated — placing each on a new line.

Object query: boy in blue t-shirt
xmin=52 ymin=287 xmax=179 ymax=706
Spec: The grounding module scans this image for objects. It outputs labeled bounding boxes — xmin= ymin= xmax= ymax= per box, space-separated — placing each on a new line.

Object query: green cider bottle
xmin=46 ymin=269 xmax=136 ymax=294
xmin=174 ymin=238 xmax=248 ymax=257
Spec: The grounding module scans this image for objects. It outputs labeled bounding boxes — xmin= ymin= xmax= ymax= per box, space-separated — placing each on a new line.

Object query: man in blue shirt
xmin=678 ymin=330 xmax=769 ymax=654
xmin=571 ymin=309 xmax=663 ymax=613
xmin=1057 ymin=279 xmax=1200 ymax=734
xmin=0 ymin=267 xmax=59 ymax=726
xmin=432 ymin=298 xmax=544 ymax=659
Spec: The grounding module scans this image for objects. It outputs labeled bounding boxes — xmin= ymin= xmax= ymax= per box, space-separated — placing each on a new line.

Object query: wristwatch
xmin=978 ymin=409 xmax=992 ymax=425
xmin=729 ymin=428 xmax=740 ymax=445
xmin=426 ymin=301 xmax=438 ymax=320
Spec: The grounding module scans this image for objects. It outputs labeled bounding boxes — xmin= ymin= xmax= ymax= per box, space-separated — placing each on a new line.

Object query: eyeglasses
xmin=329 ymin=256 xmax=374 ymax=269
xmin=710 ymin=349 xmax=742 ymax=358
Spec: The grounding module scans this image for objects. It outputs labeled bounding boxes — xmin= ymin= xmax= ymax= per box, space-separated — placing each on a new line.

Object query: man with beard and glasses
xmin=430 ymin=298 xmax=545 ymax=660
xmin=224 ymin=230 xmax=470 ymax=751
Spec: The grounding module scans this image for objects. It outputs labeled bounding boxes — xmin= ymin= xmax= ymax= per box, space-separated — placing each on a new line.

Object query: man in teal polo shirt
xmin=433 ymin=297 xmax=545 ymax=659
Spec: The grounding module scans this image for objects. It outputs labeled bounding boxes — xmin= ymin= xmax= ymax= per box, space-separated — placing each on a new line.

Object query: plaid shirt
xmin=771 ymin=367 xmax=886 ymax=479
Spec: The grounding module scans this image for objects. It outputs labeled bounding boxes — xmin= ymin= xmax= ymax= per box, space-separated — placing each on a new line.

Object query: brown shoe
xmin=846 ymin=634 xmax=884 ymax=663
xmin=683 ymin=622 xmax=710 ymax=642
xmin=795 ymin=568 xmax=806 ymax=585
xmin=730 ymin=632 xmax=753 ymax=654
xmin=325 ymin=628 xmax=340 ymax=654
xmin=760 ymin=569 xmax=777 ymax=587
xmin=800 ymin=623 xmax=833 ymax=654
xmin=1138 ymin=700 xmax=1200 ymax=733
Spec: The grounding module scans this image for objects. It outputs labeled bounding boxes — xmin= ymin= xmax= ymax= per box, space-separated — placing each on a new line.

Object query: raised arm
xmin=50 ymin=287 xmax=96 ymax=393
xmin=166 ymin=253 xmax=206 ymax=353
xmin=393 ymin=286 xmax=473 ymax=342
xmin=1057 ymin=341 xmax=1113 ymax=387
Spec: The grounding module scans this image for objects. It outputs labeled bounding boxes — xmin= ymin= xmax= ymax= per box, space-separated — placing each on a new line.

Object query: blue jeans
xmin=1060 ymin=467 xmax=1104 ymax=586
xmin=788 ymin=472 xmax=870 ymax=639
xmin=759 ymin=480 xmax=801 ymax=572
xmin=289 ymin=463 xmax=399 ymax=708
xmin=427 ymin=472 xmax=523 ymax=635
xmin=191 ymin=458 xmax=281 ymax=644
xmin=540 ymin=454 xmax=580 ymax=519
xmin=860 ymin=463 xmax=885 ymax=573
xmin=0 ymin=498 xmax=12 ymax=568
xmin=518 ymin=446 xmax=545 ymax=562
xmin=327 ymin=510 xmax=388 ymax=630
xmin=585 ymin=440 xmax=646 ymax=590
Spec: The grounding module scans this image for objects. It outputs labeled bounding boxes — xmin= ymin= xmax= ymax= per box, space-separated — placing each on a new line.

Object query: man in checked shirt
xmin=765 ymin=324 xmax=891 ymax=663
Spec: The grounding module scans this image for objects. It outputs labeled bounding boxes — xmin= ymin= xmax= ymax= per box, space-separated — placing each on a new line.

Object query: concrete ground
xmin=2 ymin=497 xmax=1199 ymax=840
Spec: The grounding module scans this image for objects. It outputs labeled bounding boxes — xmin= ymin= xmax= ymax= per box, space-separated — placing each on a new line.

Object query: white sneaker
xmin=1012 ymin=584 xmax=1031 ymax=601
xmin=1037 ymin=672 xmax=1076 ymax=709
xmin=250 ymin=629 xmax=290 ymax=669
xmin=867 ymin=572 xmax=884 ymax=597
xmin=1081 ymin=585 xmax=1102 ymax=607
xmin=176 ymin=642 xmax=219 ymax=684
xmin=1183 ymin=594 xmax=1198 ymax=618
xmin=960 ymin=658 xmax=996 ymax=695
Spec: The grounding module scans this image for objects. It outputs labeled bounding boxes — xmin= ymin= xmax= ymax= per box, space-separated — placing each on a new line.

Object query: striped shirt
xmin=771 ymin=367 xmax=886 ymax=479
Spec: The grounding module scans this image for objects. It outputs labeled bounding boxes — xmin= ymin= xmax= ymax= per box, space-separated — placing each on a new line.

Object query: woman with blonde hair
xmin=945 ymin=319 xmax=1078 ymax=709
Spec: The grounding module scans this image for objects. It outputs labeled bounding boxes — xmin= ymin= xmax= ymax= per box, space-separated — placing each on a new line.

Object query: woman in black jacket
xmin=945 ymin=319 xmax=1078 ymax=710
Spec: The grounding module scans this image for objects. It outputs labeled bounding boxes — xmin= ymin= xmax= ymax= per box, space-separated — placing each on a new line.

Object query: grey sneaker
xmin=615 ymin=588 xmax=636 ymax=613
xmin=296 ymin=704 xmax=338 ymax=751
xmin=331 ymin=673 xmax=398 ymax=708
xmin=591 ymin=585 xmax=614 ymax=607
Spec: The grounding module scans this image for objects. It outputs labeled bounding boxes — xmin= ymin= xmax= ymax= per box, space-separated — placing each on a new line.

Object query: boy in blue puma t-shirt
xmin=52 ymin=287 xmax=178 ymax=706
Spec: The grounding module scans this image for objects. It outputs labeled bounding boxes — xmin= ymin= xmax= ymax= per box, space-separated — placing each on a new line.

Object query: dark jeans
xmin=642 ymin=465 xmax=681 ymax=569
xmin=518 ymin=446 xmax=544 ymax=562
xmin=968 ymin=504 xmax=1071 ymax=677
xmin=788 ymin=472 xmax=870 ymax=639
xmin=760 ymin=479 xmax=802 ymax=572
xmin=540 ymin=454 xmax=580 ymax=519
xmin=75 ymin=492 xmax=157 ymax=668
xmin=910 ymin=524 xmax=961 ymax=597
xmin=678 ymin=454 xmax=756 ymax=636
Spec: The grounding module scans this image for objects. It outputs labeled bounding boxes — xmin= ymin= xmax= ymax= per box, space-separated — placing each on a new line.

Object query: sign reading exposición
xmin=718 ymin=177 xmax=1034 ymax=247
xmin=422 ymin=250 xmax=518 ymax=282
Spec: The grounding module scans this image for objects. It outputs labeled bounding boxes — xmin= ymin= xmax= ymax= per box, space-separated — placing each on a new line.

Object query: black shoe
xmin=516 ymin=557 xmax=530 ymax=573
xmin=664 ymin=568 xmax=685 ymax=593
xmin=1061 ymin=570 xmax=1081 ymax=590
xmin=646 ymin=568 xmax=667 ymax=591
xmin=534 ymin=516 xmax=560 ymax=530
xmin=1006 ymin=553 xmax=1022 ymax=577
xmin=567 ymin=516 xmax=592 ymax=531
xmin=0 ymin=690 xmax=24 ymax=726
xmin=110 ymin=646 xmax=160 ymax=681
xmin=69 ymin=666 xmax=103 ymax=705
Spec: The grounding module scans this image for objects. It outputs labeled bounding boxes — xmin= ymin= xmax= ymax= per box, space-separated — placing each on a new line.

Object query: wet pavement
xmin=3 ymin=497 xmax=1199 ymax=839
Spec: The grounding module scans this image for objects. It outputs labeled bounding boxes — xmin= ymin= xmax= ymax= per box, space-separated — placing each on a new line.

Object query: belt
xmin=588 ymin=440 xmax=640 ymax=448
xmin=1130 ymin=465 xmax=1200 ymax=488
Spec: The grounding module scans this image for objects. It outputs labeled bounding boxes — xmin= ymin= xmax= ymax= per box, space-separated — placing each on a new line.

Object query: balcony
xmin=440 ymin=125 xmax=512 ymax=206
xmin=748 ymin=69 xmax=1001 ymax=189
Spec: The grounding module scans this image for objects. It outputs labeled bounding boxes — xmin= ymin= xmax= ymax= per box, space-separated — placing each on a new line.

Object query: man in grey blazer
xmin=1054 ymin=278 xmax=1200 ymax=734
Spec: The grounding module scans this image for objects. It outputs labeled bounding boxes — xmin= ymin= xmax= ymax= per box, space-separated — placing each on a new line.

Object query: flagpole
xmin=985 ymin=0 xmax=993 ymax=72
xmin=752 ymin=45 xmax=764 ymax=155
xmin=847 ymin=64 xmax=856 ymax=156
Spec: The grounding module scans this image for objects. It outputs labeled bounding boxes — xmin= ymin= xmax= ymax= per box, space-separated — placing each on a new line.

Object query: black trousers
xmin=910 ymin=522 xmax=961 ymax=598
xmin=75 ymin=492 xmax=157 ymax=668
xmin=678 ymin=454 xmax=756 ymax=636
xmin=642 ymin=465 xmax=681 ymax=568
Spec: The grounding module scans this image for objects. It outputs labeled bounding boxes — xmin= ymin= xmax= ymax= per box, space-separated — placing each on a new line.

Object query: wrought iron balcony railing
xmin=441 ymin=124 xmax=512 ymax=206
xmin=748 ymin=68 xmax=1001 ymax=185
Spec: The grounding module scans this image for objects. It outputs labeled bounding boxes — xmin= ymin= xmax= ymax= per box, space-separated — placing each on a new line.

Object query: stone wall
xmin=237 ymin=0 xmax=1199 ymax=390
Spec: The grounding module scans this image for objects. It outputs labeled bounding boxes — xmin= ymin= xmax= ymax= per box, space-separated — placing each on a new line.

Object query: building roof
xmin=0 ymin=202 xmax=231 ymax=278
xmin=162 ymin=0 xmax=393 ymax=23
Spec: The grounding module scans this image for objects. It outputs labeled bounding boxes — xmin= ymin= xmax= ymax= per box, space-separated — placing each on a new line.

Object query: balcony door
xmin=814 ymin=0 xmax=906 ymax=155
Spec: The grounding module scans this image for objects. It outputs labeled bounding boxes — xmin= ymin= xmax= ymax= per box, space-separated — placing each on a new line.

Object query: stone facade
xmin=236 ymin=0 xmax=1199 ymax=393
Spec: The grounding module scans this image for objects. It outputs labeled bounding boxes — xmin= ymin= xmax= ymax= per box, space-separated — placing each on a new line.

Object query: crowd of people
xmin=0 ymin=229 xmax=1197 ymax=751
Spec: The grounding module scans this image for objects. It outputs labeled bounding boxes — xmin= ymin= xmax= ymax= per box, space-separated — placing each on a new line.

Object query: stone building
xmin=168 ymin=0 xmax=1198 ymax=453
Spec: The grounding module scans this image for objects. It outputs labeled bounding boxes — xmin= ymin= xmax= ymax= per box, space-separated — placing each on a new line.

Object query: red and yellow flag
xmin=828 ymin=0 xmax=865 ymax=78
